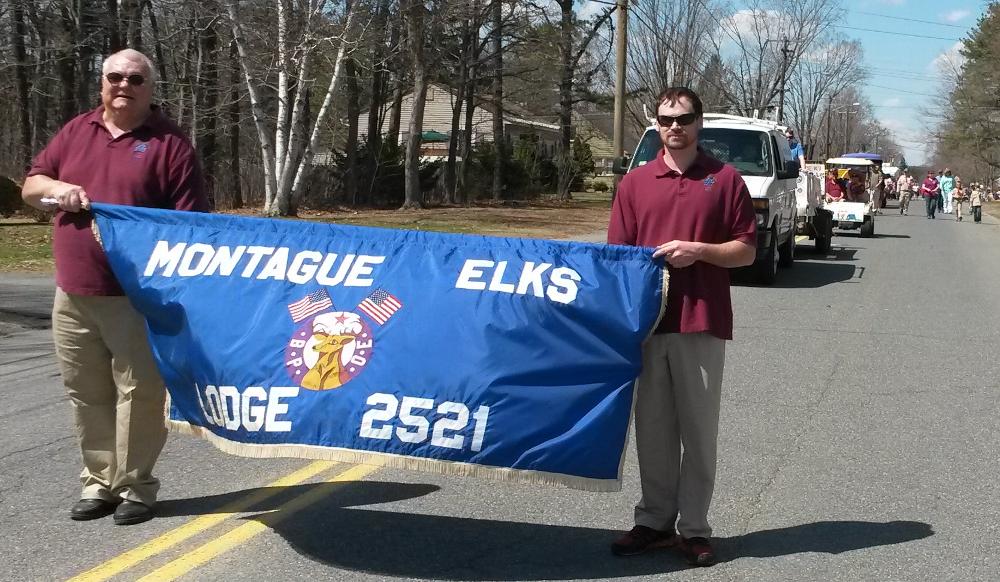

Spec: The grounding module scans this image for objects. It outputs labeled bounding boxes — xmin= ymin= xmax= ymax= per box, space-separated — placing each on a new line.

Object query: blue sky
xmin=842 ymin=0 xmax=992 ymax=164
xmin=581 ymin=0 xmax=992 ymax=165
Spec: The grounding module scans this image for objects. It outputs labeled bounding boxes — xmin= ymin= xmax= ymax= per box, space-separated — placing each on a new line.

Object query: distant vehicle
xmin=824 ymin=157 xmax=879 ymax=238
xmin=615 ymin=114 xmax=810 ymax=284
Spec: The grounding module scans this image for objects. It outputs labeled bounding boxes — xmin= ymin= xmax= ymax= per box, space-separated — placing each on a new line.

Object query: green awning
xmin=421 ymin=130 xmax=450 ymax=142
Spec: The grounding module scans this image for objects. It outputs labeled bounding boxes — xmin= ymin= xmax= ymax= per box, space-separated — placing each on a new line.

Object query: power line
xmin=865 ymin=83 xmax=941 ymax=98
xmin=833 ymin=25 xmax=963 ymax=42
xmin=850 ymin=9 xmax=969 ymax=30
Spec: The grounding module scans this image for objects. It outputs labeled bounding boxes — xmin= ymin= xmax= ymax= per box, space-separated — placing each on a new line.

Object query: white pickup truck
xmin=616 ymin=114 xmax=825 ymax=284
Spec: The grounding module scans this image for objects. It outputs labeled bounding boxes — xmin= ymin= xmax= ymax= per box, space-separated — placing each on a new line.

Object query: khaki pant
xmin=633 ymin=332 xmax=726 ymax=539
xmin=52 ymin=289 xmax=167 ymax=506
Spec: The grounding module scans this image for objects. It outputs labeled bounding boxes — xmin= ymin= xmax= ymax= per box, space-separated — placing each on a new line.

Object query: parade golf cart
xmin=824 ymin=156 xmax=879 ymax=238
xmin=615 ymin=114 xmax=804 ymax=284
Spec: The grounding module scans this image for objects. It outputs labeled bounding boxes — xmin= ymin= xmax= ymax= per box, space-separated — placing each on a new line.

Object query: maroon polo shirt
xmin=608 ymin=148 xmax=756 ymax=340
xmin=28 ymin=106 xmax=210 ymax=296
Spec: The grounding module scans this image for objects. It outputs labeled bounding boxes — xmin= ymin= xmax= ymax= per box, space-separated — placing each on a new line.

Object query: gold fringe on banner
xmin=167 ymin=419 xmax=623 ymax=493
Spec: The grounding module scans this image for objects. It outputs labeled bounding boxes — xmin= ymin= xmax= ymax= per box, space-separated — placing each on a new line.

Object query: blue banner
xmin=91 ymin=203 xmax=665 ymax=491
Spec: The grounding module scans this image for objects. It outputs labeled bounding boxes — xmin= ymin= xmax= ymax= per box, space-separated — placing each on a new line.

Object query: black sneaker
xmin=680 ymin=536 xmax=716 ymax=567
xmin=70 ymin=498 xmax=119 ymax=521
xmin=611 ymin=525 xmax=678 ymax=556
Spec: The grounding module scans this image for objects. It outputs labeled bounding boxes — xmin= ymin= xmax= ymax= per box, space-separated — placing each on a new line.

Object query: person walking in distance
xmin=940 ymin=169 xmax=956 ymax=214
xmin=896 ymin=170 xmax=913 ymax=215
xmin=952 ymin=177 xmax=967 ymax=221
xmin=920 ymin=171 xmax=941 ymax=219
xmin=20 ymin=49 xmax=210 ymax=526
xmin=970 ymin=182 xmax=986 ymax=223
xmin=607 ymin=87 xmax=757 ymax=567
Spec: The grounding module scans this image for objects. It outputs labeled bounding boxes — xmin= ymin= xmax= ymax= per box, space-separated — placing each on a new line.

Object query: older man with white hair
xmin=21 ymin=49 xmax=210 ymax=525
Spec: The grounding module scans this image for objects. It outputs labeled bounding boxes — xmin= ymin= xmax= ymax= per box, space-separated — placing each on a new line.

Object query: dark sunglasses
xmin=657 ymin=113 xmax=699 ymax=127
xmin=106 ymin=72 xmax=146 ymax=86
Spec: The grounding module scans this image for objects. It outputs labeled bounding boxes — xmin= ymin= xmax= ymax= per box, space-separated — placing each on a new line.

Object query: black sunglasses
xmin=106 ymin=72 xmax=146 ymax=86
xmin=657 ymin=113 xmax=699 ymax=127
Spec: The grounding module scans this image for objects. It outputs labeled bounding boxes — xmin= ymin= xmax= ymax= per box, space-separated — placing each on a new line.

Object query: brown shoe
xmin=611 ymin=525 xmax=678 ymax=556
xmin=680 ymin=536 xmax=716 ymax=567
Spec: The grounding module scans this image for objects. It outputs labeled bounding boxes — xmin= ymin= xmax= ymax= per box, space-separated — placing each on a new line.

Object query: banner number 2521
xmin=359 ymin=393 xmax=489 ymax=452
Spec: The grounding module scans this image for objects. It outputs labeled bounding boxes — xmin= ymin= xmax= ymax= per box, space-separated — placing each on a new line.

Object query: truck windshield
xmin=628 ymin=127 xmax=774 ymax=177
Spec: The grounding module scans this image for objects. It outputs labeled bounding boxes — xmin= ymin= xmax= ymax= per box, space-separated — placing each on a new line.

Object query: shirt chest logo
xmin=132 ymin=142 xmax=149 ymax=159
xmin=703 ymin=175 xmax=716 ymax=191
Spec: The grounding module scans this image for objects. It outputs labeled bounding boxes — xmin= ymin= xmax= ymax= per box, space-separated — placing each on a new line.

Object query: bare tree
xmin=549 ymin=0 xmax=614 ymax=199
xmin=401 ymin=0 xmax=427 ymax=209
xmin=224 ymin=0 xmax=358 ymax=215
xmin=786 ymin=37 xmax=864 ymax=158
xmin=623 ymin=0 xmax=724 ymax=129
xmin=717 ymin=0 xmax=839 ymax=117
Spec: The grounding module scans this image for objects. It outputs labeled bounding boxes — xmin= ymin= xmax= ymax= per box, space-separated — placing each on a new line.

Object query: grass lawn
xmin=983 ymin=201 xmax=1000 ymax=221
xmin=0 ymin=220 xmax=54 ymax=272
xmin=0 ymin=192 xmax=612 ymax=273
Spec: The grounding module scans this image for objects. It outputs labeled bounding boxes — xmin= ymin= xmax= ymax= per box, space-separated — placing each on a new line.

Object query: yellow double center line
xmin=69 ymin=461 xmax=380 ymax=582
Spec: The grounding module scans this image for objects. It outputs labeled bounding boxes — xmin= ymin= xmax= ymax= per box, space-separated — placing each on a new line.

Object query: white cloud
xmin=579 ymin=1 xmax=603 ymax=20
xmin=882 ymin=97 xmax=902 ymax=107
xmin=941 ymin=9 xmax=971 ymax=23
xmin=724 ymin=9 xmax=786 ymax=41
xmin=929 ymin=41 xmax=967 ymax=76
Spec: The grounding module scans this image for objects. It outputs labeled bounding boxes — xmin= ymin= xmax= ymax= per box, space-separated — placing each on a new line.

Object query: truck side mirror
xmin=612 ymin=155 xmax=630 ymax=175
xmin=780 ymin=160 xmax=800 ymax=179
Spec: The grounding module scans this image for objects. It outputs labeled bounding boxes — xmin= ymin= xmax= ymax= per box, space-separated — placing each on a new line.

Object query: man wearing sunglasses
xmin=608 ymin=87 xmax=756 ymax=567
xmin=21 ymin=49 xmax=209 ymax=526
xmin=785 ymin=129 xmax=806 ymax=169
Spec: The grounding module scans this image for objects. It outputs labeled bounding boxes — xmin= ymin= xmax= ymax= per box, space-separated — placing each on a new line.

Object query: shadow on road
xmin=735 ymin=247 xmax=860 ymax=289
xmin=244 ymin=483 xmax=934 ymax=581
xmin=156 ymin=480 xmax=441 ymax=517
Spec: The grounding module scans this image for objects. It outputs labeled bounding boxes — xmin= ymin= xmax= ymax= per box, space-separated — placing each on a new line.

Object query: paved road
xmin=2 ymin=206 xmax=999 ymax=581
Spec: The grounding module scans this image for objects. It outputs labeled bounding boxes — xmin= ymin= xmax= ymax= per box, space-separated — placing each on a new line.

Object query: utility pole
xmin=776 ymin=37 xmax=793 ymax=122
xmin=842 ymin=111 xmax=849 ymax=153
xmin=612 ymin=0 xmax=628 ymax=195
xmin=825 ymin=95 xmax=833 ymax=159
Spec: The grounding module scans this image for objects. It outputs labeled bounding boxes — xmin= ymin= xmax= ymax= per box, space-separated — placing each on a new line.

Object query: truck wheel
xmin=778 ymin=230 xmax=795 ymax=268
xmin=814 ymin=210 xmax=832 ymax=253
xmin=860 ymin=216 xmax=875 ymax=238
xmin=753 ymin=228 xmax=778 ymax=285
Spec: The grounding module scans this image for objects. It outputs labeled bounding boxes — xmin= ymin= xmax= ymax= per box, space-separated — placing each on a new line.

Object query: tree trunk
xmin=446 ymin=11 xmax=473 ymax=205
xmin=365 ymin=0 xmax=391 ymax=192
xmin=145 ymin=1 xmax=168 ymax=83
xmin=225 ymin=0 xmax=277 ymax=211
xmin=345 ymin=57 xmax=360 ymax=204
xmin=401 ymin=0 xmax=427 ymax=210
xmin=383 ymin=12 xmax=405 ymax=150
xmin=556 ymin=0 xmax=574 ymax=200
xmin=461 ymin=71 xmax=476 ymax=205
xmin=108 ymin=0 xmax=122 ymax=51
xmin=287 ymin=10 xmax=357 ymax=211
xmin=11 ymin=0 xmax=32 ymax=171
xmin=77 ymin=0 xmax=101 ymax=113
xmin=58 ymin=4 xmax=77 ymax=124
xmin=490 ymin=0 xmax=504 ymax=201
xmin=228 ymin=39 xmax=243 ymax=209
xmin=123 ymin=0 xmax=143 ymax=50
xmin=197 ymin=10 xmax=219 ymax=208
